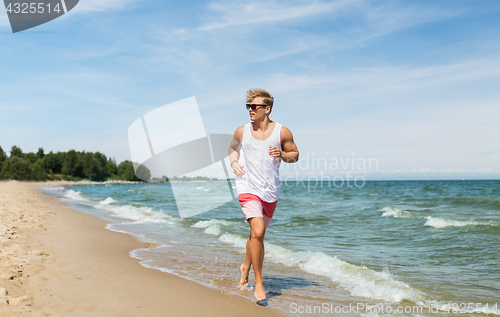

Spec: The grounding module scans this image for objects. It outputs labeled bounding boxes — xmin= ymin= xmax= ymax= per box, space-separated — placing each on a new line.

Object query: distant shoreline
xmin=10 ymin=178 xmax=499 ymax=188
xmin=20 ymin=179 xmax=235 ymax=186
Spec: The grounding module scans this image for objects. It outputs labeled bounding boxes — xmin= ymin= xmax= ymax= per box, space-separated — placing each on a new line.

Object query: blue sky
xmin=1 ymin=0 xmax=499 ymax=180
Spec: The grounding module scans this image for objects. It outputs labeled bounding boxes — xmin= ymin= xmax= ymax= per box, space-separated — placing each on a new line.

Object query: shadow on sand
xmin=256 ymin=275 xmax=319 ymax=306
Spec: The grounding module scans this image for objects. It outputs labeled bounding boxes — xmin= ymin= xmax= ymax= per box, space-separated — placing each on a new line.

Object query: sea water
xmin=41 ymin=180 xmax=500 ymax=316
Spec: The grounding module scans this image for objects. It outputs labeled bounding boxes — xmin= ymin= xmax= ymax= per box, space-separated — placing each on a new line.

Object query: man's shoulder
xmin=279 ymin=125 xmax=293 ymax=137
xmin=234 ymin=125 xmax=245 ymax=139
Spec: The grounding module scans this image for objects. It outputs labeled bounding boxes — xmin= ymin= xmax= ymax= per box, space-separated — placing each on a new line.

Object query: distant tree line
xmin=0 ymin=145 xmax=145 ymax=182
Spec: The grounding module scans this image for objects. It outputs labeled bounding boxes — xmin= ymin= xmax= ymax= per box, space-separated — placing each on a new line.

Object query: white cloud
xmin=73 ymin=0 xmax=143 ymax=12
xmin=52 ymin=0 xmax=468 ymax=79
xmin=199 ymin=0 xmax=359 ymax=31
xmin=264 ymin=58 xmax=500 ymax=100
xmin=195 ymin=0 xmax=463 ymax=50
xmin=147 ymin=0 xmax=466 ymax=76
xmin=355 ymin=3 xmax=464 ymax=43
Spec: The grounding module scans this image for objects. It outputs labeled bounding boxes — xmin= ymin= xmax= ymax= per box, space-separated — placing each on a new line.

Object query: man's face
xmin=248 ymin=97 xmax=269 ymax=121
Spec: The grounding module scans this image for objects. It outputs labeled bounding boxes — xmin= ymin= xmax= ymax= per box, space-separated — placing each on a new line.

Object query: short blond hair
xmin=246 ymin=88 xmax=274 ymax=107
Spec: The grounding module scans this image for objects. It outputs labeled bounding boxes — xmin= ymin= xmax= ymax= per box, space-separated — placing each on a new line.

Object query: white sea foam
xmin=62 ymin=188 xmax=176 ymax=224
xmin=99 ymin=197 xmax=117 ymax=205
xmin=192 ymin=219 xmax=232 ymax=228
xmin=99 ymin=204 xmax=176 ymax=224
xmin=192 ymin=219 xmax=233 ymax=236
xmin=196 ymin=187 xmax=204 ymax=190
xmin=379 ymin=207 xmax=412 ymax=218
xmin=105 ymin=225 xmax=158 ymax=244
xmin=218 ymin=233 xmax=426 ymax=303
xmin=63 ymin=189 xmax=90 ymax=201
xmin=204 ymin=225 xmax=221 ymax=235
xmin=219 ymin=233 xmax=247 ymax=249
xmin=425 ymin=216 xmax=482 ymax=228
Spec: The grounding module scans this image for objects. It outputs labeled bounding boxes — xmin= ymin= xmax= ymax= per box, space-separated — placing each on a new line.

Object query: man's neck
xmin=252 ymin=117 xmax=273 ymax=131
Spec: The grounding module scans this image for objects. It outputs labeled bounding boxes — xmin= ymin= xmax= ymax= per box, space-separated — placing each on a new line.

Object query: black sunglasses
xmin=246 ymin=103 xmax=270 ymax=111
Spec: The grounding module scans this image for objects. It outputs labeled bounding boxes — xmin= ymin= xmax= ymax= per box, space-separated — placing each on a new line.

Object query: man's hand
xmin=269 ymin=146 xmax=282 ymax=159
xmin=232 ymin=161 xmax=245 ymax=176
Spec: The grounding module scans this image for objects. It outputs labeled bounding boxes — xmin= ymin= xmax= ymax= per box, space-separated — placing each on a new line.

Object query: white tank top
xmin=236 ymin=122 xmax=282 ymax=202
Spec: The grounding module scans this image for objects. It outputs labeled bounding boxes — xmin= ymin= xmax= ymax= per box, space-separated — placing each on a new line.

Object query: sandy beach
xmin=0 ymin=181 xmax=286 ymax=317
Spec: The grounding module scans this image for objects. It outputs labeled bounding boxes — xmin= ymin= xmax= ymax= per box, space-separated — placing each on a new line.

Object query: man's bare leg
xmin=248 ymin=217 xmax=266 ymax=301
xmin=240 ymin=234 xmax=265 ymax=290
xmin=239 ymin=234 xmax=252 ymax=290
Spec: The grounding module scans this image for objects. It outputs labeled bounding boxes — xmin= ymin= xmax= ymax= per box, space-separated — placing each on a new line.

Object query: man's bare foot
xmin=254 ymin=282 xmax=266 ymax=301
xmin=239 ymin=264 xmax=250 ymax=290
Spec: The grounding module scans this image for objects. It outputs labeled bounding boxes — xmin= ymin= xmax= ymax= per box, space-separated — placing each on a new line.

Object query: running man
xmin=229 ymin=88 xmax=299 ymax=301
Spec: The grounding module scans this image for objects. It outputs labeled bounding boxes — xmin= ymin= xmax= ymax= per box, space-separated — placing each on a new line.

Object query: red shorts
xmin=238 ymin=193 xmax=277 ymax=229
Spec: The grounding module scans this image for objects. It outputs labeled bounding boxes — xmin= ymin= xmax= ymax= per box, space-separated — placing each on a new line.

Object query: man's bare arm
xmin=269 ymin=126 xmax=299 ymax=163
xmin=229 ymin=126 xmax=245 ymax=175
